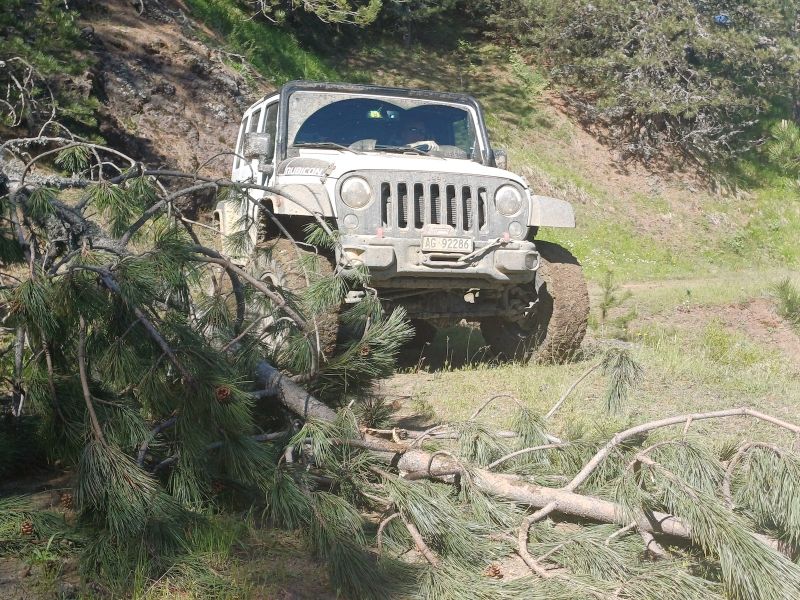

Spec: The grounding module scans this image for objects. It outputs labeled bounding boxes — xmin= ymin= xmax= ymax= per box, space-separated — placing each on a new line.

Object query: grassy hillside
xmin=184 ymin=0 xmax=338 ymax=83
xmin=339 ymin=41 xmax=800 ymax=283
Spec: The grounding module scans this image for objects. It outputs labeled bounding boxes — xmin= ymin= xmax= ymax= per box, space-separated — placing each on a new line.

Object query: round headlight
xmin=508 ymin=221 xmax=526 ymax=239
xmin=342 ymin=213 xmax=359 ymax=230
xmin=340 ymin=176 xmax=372 ymax=209
xmin=495 ymin=185 xmax=523 ymax=217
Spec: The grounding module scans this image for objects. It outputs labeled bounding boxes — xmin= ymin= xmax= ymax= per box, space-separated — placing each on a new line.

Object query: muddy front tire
xmin=407 ymin=319 xmax=437 ymax=348
xmin=480 ymin=241 xmax=589 ymax=363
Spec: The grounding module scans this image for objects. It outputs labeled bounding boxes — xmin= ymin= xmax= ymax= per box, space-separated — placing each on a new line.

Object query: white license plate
xmin=421 ymin=236 xmax=474 ymax=253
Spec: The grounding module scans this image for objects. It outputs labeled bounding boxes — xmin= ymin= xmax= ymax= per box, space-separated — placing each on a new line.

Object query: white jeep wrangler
xmin=217 ymin=81 xmax=589 ymax=361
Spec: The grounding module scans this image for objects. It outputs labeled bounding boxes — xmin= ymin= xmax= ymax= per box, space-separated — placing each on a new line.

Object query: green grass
xmin=398 ymin=273 xmax=800 ymax=449
xmin=184 ymin=0 xmax=339 ymax=84
xmin=775 ymin=278 xmax=800 ymax=329
xmin=539 ymin=222 xmax=694 ymax=281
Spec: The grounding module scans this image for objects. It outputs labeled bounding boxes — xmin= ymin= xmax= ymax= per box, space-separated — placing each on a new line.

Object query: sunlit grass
xmin=403 ymin=277 xmax=800 ymax=449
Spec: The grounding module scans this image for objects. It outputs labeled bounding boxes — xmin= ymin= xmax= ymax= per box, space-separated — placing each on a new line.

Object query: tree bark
xmin=259 ymin=364 xmax=791 ymax=553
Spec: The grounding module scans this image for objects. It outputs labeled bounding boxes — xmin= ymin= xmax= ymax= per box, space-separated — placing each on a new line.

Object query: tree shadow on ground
xmin=397 ymin=324 xmax=494 ymax=372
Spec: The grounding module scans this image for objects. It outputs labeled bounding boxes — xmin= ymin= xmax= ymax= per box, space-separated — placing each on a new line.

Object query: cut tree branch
xmin=260 ymin=372 xmax=794 ymax=554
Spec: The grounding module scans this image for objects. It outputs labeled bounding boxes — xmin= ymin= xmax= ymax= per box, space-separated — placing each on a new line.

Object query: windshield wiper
xmin=291 ymin=142 xmax=361 ymax=154
xmin=374 ymin=144 xmax=430 ymax=156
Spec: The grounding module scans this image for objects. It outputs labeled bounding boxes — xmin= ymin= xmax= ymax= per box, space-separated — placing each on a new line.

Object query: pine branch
xmin=78 ymin=315 xmax=106 ymax=445
xmin=136 ymin=415 xmax=177 ymax=467
xmin=722 ymin=442 xmax=785 ymax=508
xmin=71 ymin=265 xmax=194 ymax=384
xmin=402 ymin=517 xmax=441 ymax=567
xmin=565 ymin=408 xmax=800 ymax=493
xmin=488 ymin=443 xmax=569 ymax=470
xmin=191 ymin=245 xmax=311 ymax=332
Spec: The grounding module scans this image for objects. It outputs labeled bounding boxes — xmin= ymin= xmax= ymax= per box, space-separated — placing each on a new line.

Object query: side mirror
xmin=243 ymin=132 xmax=274 ymax=161
xmin=493 ymin=148 xmax=508 ymax=170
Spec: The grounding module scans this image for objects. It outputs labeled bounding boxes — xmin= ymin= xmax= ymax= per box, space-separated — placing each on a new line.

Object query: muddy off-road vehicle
xmin=216 ymin=81 xmax=589 ymax=361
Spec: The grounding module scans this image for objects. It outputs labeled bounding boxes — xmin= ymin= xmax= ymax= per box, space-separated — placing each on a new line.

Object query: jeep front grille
xmin=337 ymin=171 xmax=517 ymax=240
xmin=380 ymin=180 xmax=488 ymax=233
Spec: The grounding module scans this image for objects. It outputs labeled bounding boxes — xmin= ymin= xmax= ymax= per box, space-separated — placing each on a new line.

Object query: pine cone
xmin=20 ymin=520 xmax=34 ymax=536
xmin=484 ymin=563 xmax=503 ymax=579
xmin=211 ymin=480 xmax=225 ymax=495
xmin=215 ymin=385 xmax=233 ymax=404
xmin=59 ymin=491 xmax=74 ymax=510
xmin=359 ymin=343 xmax=371 ymax=357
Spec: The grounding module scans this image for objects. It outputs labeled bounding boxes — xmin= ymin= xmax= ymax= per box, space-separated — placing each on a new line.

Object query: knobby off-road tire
xmin=480 ymin=241 xmax=589 ymax=363
xmin=253 ymin=237 xmax=340 ymax=357
xmin=407 ymin=319 xmax=437 ymax=348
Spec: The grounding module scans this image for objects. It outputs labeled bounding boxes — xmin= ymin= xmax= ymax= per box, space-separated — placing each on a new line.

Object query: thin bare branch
xmin=469 ymin=393 xmax=524 ymax=420
xmin=78 ymin=315 xmax=106 ymax=445
xmin=517 ymin=502 xmax=557 ymax=578
xmin=488 ymin=443 xmax=569 ymax=470
xmin=402 ymin=517 xmax=441 ymax=567
xmin=376 ymin=512 xmax=400 ymax=555
xmin=545 ymin=361 xmax=601 ymax=419
xmin=565 ymin=408 xmax=800 ymax=493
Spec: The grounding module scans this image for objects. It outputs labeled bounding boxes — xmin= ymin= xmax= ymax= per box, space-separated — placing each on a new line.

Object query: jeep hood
xmin=277 ymin=149 xmax=528 ymax=188
xmin=267 ymin=149 xmax=574 ymax=229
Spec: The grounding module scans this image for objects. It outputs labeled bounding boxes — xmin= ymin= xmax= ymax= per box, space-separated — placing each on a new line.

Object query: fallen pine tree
xmin=2 ymin=91 xmax=800 ymax=598
xmin=257 ymin=361 xmax=800 ymax=599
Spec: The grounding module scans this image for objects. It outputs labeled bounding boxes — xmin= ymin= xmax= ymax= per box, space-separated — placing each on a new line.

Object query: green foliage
xmin=54 ymin=146 xmax=91 ymax=174
xmin=491 ymin=0 xmax=800 ymax=162
xmin=184 ymin=0 xmax=338 ymax=82
xmin=528 ymin=522 xmax=639 ymax=580
xmin=0 ymin=496 xmax=68 ymax=545
xmin=596 ymin=270 xmax=635 ymax=339
xmin=509 ymin=49 xmax=548 ymax=109
xmin=262 ymin=468 xmax=312 ymax=529
xmin=456 ymin=420 xmax=508 ymax=465
xmin=0 ymin=0 xmax=100 ymax=132
xmin=600 ymin=348 xmax=642 ymax=413
xmin=314 ymin=305 xmax=414 ymax=398
xmin=258 ymin=0 xmax=382 ymax=26
xmin=615 ymin=451 xmax=800 ymax=600
xmin=383 ymin=476 xmax=498 ymax=566
xmin=353 ymin=395 xmax=395 ymax=428
xmin=774 ymin=278 xmax=800 ymax=329
xmin=730 ymin=444 xmax=800 ymax=548
xmin=766 ymin=119 xmax=800 ymax=182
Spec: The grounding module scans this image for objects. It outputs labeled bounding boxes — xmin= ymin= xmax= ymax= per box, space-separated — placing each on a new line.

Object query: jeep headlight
xmin=495 ymin=185 xmax=523 ymax=217
xmin=340 ymin=176 xmax=372 ymax=209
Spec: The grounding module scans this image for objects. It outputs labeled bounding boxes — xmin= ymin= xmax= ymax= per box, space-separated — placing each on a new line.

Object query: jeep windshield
xmin=286 ymin=90 xmax=480 ymax=161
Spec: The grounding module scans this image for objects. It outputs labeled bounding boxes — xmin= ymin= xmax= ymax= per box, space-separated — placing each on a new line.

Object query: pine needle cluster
xmin=0 ymin=133 xmax=412 ymax=594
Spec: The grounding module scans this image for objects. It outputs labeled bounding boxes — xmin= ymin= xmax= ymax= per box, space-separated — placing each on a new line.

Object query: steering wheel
xmin=408 ymin=140 xmax=440 ymax=153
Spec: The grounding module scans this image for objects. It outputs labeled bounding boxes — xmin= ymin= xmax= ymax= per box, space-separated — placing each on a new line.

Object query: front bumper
xmin=339 ymin=234 xmax=539 ymax=289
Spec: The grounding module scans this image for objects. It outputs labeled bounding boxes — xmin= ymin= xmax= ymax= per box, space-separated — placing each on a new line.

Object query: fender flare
xmin=528 ymin=195 xmax=576 ymax=228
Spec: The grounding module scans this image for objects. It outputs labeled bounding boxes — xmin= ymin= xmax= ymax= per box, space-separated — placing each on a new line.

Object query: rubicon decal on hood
xmin=278 ymin=158 xmax=333 ymax=177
